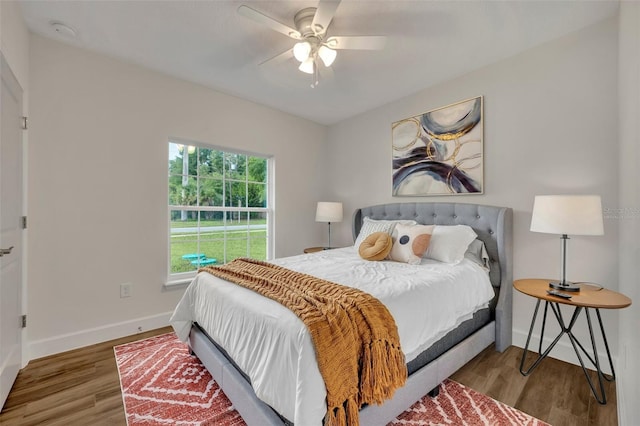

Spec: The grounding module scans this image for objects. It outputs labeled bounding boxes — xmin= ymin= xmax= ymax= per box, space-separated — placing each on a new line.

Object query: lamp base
xmin=548 ymin=281 xmax=581 ymax=292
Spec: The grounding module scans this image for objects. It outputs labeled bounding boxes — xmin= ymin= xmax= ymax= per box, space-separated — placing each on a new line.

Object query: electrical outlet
xmin=120 ymin=283 xmax=132 ymax=298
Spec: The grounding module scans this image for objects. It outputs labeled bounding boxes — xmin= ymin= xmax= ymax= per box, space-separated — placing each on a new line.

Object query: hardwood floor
xmin=0 ymin=328 xmax=617 ymax=425
xmin=451 ymin=345 xmax=617 ymax=426
xmin=0 ymin=327 xmax=173 ymax=426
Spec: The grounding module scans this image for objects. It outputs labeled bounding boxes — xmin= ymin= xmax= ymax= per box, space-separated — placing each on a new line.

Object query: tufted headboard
xmin=353 ymin=202 xmax=513 ymax=351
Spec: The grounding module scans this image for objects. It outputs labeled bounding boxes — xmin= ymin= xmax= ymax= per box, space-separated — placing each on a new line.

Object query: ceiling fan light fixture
xmin=318 ymin=45 xmax=337 ymax=67
xmin=237 ymin=2 xmax=387 ymax=87
xmin=299 ymin=58 xmax=315 ymax=74
xmin=293 ymin=41 xmax=312 ymax=62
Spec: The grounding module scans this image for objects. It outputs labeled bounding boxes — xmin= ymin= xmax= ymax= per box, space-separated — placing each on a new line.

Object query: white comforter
xmin=170 ymin=247 xmax=494 ymax=425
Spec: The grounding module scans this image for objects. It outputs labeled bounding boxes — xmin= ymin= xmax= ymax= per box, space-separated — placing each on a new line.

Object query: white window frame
xmin=166 ymin=139 xmax=274 ymax=287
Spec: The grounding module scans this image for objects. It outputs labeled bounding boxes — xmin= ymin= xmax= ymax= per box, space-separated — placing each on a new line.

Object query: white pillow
xmin=423 ymin=225 xmax=477 ymax=264
xmin=464 ymin=239 xmax=491 ymax=271
xmin=354 ymin=217 xmax=416 ymax=247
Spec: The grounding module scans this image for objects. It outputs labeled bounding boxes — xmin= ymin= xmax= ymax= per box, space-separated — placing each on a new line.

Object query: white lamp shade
xmin=293 ymin=41 xmax=311 ymax=62
xmin=530 ymin=195 xmax=604 ymax=236
xmin=316 ymin=202 xmax=343 ymax=223
xmin=318 ymin=45 xmax=337 ymax=67
xmin=299 ymin=58 xmax=314 ymax=74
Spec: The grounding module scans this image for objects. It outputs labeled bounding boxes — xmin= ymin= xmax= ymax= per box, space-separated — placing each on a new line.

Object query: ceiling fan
xmin=237 ymin=0 xmax=386 ymax=87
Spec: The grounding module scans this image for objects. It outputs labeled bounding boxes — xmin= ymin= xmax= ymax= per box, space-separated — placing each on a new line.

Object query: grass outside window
xmin=170 ymin=220 xmax=267 ymax=273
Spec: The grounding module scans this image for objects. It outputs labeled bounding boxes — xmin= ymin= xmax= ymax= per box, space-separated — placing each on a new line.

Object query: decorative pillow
xmin=389 ymin=224 xmax=435 ymax=265
xmin=358 ymin=232 xmax=393 ymax=261
xmin=390 ymin=219 xmax=418 ymax=239
xmin=354 ymin=217 xmax=397 ymax=247
xmin=424 ymin=225 xmax=477 ymax=264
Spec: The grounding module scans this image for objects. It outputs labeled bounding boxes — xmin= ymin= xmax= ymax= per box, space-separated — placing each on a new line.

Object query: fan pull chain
xmin=311 ymin=61 xmax=319 ymax=88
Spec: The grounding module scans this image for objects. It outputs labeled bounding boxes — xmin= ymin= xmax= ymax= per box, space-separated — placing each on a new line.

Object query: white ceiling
xmin=20 ymin=0 xmax=618 ymax=125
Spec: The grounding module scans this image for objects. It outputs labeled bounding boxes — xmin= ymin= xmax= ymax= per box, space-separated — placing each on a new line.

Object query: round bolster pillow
xmin=358 ymin=231 xmax=393 ymax=261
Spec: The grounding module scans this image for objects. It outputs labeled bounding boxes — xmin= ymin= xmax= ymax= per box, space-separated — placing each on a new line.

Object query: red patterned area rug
xmin=115 ymin=333 xmax=549 ymax=426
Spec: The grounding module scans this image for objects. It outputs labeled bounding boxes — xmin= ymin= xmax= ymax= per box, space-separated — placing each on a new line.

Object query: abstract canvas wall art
xmin=392 ymin=96 xmax=483 ymax=196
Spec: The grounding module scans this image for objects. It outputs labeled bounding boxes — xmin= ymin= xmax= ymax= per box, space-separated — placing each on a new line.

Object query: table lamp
xmin=530 ymin=195 xmax=604 ymax=292
xmin=315 ymin=202 xmax=343 ymax=248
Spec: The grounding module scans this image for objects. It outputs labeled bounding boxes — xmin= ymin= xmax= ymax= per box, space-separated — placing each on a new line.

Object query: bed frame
xmin=188 ymin=202 xmax=513 ymax=425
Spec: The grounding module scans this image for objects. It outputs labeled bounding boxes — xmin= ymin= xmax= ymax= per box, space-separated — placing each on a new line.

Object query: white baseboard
xmin=27 ymin=311 xmax=173 ymax=361
xmin=512 ymin=329 xmax=615 ymax=376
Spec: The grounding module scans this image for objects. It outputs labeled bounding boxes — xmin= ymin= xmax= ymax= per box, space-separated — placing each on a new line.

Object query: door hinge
xmin=22 ymin=116 xmax=28 ymax=130
xmin=21 ymin=315 xmax=27 ymax=328
xmin=22 ymin=216 xmax=27 ymax=229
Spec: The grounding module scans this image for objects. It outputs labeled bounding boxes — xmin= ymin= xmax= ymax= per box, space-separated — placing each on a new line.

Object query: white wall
xmin=27 ymin=34 xmax=327 ymax=358
xmin=326 ymin=19 xmax=620 ymax=369
xmin=617 ymin=3 xmax=640 ymax=425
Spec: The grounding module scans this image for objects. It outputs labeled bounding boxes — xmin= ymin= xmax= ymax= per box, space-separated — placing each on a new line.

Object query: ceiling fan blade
xmin=325 ymin=36 xmax=387 ymax=50
xmin=312 ymin=0 xmax=341 ymax=34
xmin=258 ymin=48 xmax=294 ymax=66
xmin=237 ymin=5 xmax=301 ymax=40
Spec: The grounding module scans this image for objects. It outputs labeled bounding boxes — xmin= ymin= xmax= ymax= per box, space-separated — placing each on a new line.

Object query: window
xmin=168 ymin=141 xmax=271 ymax=282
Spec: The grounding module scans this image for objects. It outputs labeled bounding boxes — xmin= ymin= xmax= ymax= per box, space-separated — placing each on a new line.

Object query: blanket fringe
xmin=360 ymin=340 xmax=408 ymax=405
xmin=325 ymin=397 xmax=360 ymax=426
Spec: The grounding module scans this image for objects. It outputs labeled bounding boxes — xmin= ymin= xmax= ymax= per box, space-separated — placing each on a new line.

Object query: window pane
xmin=249 ymin=213 xmax=267 ymax=260
xmin=168 ymin=143 xmax=182 ymax=176
xmin=197 ymin=211 xmax=225 ymax=265
xmin=198 ymin=147 xmax=224 ymax=178
xmin=225 ymin=212 xmax=249 ymax=262
xmin=248 ymin=213 xmax=267 ymax=233
xmin=225 ymin=153 xmax=246 ymax=180
xmin=226 ymin=181 xmax=247 ymax=207
xmin=198 ymin=227 xmax=223 ymax=244
xmin=198 ymin=212 xmax=225 ymax=243
xmin=192 ymin=224 xmax=223 ymax=267
xmin=199 ymin=177 xmax=223 ymax=206
xmin=199 ymin=209 xmax=224 ymax=224
xmin=170 ymin=239 xmax=201 ymax=273
xmin=248 ymin=156 xmax=267 ymax=183
xmin=248 ymin=183 xmax=267 ymax=207
xmin=169 ymin=143 xmax=198 ymax=176
xmin=169 ymin=176 xmax=197 ymax=206
xmin=168 ymin=175 xmax=183 ymax=205
xmin=195 ymin=239 xmax=223 ymax=266
xmin=225 ymin=236 xmax=249 ymax=262
xmin=170 ymin=209 xmax=199 ymax=225
xmin=250 ymin=237 xmax=267 ymax=261
xmin=225 ymin=210 xmax=247 ymax=227
xmin=170 ymin=209 xmax=201 ymax=273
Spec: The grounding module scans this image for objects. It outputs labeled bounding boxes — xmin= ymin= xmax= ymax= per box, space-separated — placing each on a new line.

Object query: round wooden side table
xmin=514 ymin=278 xmax=631 ymax=404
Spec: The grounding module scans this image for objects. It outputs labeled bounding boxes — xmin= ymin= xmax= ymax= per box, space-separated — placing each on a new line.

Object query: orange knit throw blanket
xmin=200 ymin=258 xmax=407 ymax=426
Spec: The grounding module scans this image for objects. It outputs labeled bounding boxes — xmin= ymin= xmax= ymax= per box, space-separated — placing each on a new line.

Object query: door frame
xmin=0 ymin=51 xmax=25 ymax=409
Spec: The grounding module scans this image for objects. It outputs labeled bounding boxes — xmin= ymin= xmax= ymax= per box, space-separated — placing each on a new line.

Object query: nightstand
xmin=514 ymin=278 xmax=631 ymax=404
xmin=303 ymin=246 xmax=332 ymax=254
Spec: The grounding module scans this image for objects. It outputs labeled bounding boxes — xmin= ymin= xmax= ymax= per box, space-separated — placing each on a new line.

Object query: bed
xmin=170 ymin=202 xmax=513 ymax=425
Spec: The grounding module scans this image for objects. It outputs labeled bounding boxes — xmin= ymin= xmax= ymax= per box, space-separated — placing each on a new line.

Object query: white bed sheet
xmin=170 ymin=247 xmax=494 ymax=425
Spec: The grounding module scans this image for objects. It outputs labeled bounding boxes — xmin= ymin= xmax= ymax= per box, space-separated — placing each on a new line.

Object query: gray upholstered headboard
xmin=353 ymin=202 xmax=513 ymax=351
